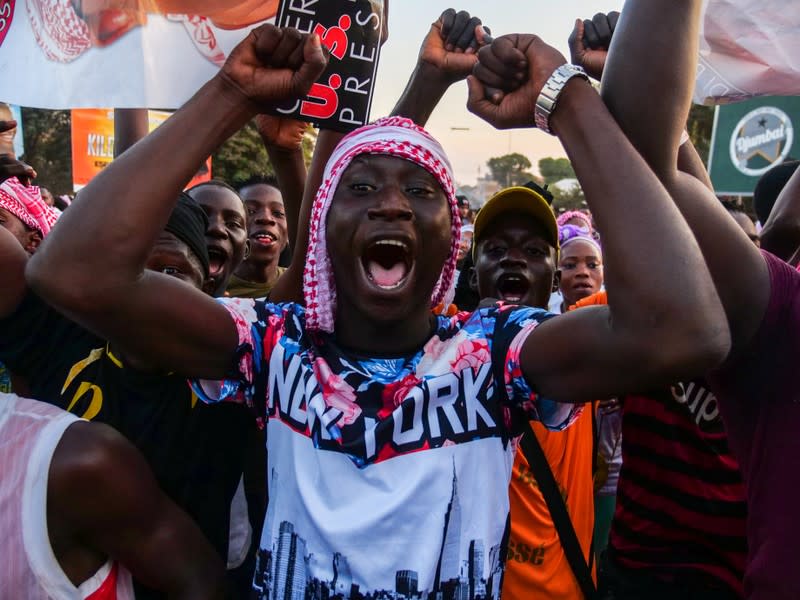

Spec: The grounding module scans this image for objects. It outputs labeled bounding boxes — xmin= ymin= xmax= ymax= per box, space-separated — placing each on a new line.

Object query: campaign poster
xmin=71 ymin=108 xmax=211 ymax=190
xmin=272 ymin=0 xmax=384 ymax=132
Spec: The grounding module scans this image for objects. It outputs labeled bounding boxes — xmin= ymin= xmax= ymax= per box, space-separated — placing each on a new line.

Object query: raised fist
xmin=219 ymin=25 xmax=329 ymax=108
xmin=417 ymin=9 xmax=492 ymax=86
xmin=0 ymin=155 xmax=37 ymax=186
xmin=255 ymin=114 xmax=308 ymax=151
xmin=468 ymin=34 xmax=568 ymax=130
xmin=568 ymin=12 xmax=619 ymax=81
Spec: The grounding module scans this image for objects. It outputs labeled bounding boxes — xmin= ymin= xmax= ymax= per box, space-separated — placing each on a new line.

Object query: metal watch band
xmin=534 ymin=64 xmax=589 ymax=135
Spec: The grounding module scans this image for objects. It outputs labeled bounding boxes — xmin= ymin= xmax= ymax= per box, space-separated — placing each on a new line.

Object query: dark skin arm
xmin=0 ymin=120 xmax=36 ymax=184
xmin=468 ymin=35 xmax=729 ymax=402
xmin=569 ymin=14 xmax=715 ymax=194
xmin=759 ymin=165 xmax=800 ymax=263
xmin=48 ymin=421 xmax=225 ymax=599
xmin=0 ymin=226 xmax=29 ymax=319
xmin=392 ymin=8 xmax=499 ymax=125
xmin=256 ymin=114 xmax=309 ymax=250
xmin=27 ymin=26 xmax=328 ymax=378
xmin=113 ymin=108 xmax=149 ymax=158
xmin=598 ymin=0 xmax=769 ymax=355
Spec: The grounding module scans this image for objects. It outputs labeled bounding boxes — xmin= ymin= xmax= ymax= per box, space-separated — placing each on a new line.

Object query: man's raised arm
xmin=598 ymin=0 xmax=769 ymax=353
xmin=467 ymin=34 xmax=729 ymax=402
xmin=27 ymin=26 xmax=327 ymax=378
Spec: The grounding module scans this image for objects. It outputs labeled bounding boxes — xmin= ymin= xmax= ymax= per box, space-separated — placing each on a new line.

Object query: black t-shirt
xmin=0 ymin=292 xmax=252 ymax=562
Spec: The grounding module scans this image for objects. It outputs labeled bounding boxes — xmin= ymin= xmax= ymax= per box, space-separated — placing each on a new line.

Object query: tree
xmin=21 ymin=108 xmax=72 ymax=196
xmin=550 ymin=182 xmax=587 ymax=213
xmin=212 ymin=119 xmax=317 ymax=186
xmin=486 ymin=153 xmax=536 ymax=187
xmin=538 ymin=157 xmax=575 ymax=185
xmin=687 ymin=104 xmax=714 ymax=166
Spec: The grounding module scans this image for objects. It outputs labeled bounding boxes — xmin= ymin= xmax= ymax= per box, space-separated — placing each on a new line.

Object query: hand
xmin=568 ymin=12 xmax=619 ymax=81
xmin=255 ymin=114 xmax=308 ymax=152
xmin=0 ymin=154 xmax=37 ymax=186
xmin=219 ymin=25 xmax=328 ymax=108
xmin=468 ymin=34 xmax=568 ymax=130
xmin=418 ymin=9 xmax=491 ymax=86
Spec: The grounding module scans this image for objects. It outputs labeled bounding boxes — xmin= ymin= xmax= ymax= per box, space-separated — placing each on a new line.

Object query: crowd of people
xmin=1 ymin=1 xmax=798 ymax=599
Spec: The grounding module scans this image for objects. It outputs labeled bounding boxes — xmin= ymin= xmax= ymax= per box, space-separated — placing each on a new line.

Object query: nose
xmin=367 ymin=187 xmax=413 ymax=222
xmin=206 ymin=215 xmax=228 ymax=239
xmin=254 ymin=208 xmax=275 ymax=226
xmin=500 ymin=246 xmax=527 ymax=267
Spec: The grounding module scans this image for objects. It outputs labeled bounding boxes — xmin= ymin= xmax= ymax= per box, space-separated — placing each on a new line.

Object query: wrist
xmin=548 ymin=77 xmax=597 ymax=137
xmin=212 ymin=72 xmax=262 ymax=121
xmin=413 ymin=61 xmax=456 ymax=93
xmin=534 ymin=64 xmax=590 ymax=135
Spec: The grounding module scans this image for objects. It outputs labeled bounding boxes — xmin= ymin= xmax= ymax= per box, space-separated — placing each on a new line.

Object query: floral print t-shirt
xmin=193 ymin=300 xmax=580 ymax=600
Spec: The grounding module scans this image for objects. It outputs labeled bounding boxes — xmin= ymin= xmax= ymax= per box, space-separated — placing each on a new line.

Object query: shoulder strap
xmin=519 ymin=422 xmax=597 ymax=599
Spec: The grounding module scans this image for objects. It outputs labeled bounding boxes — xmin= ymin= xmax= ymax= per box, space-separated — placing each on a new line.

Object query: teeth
xmin=373 ymin=239 xmax=408 ymax=249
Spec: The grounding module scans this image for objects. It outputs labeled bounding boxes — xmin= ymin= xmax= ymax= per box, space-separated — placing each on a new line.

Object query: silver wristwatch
xmin=534 ymin=64 xmax=589 ymax=135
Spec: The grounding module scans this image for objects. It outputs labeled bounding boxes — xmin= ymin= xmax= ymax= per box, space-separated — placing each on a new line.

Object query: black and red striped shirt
xmin=609 ymin=379 xmax=747 ymax=595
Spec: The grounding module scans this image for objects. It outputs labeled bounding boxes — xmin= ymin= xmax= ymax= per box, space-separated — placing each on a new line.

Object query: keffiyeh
xmin=303 ymin=116 xmax=460 ymax=333
xmin=0 ymin=177 xmax=59 ymax=237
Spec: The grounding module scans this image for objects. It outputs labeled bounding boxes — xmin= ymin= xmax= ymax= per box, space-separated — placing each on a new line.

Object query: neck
xmin=234 ymin=259 xmax=280 ymax=285
xmin=333 ymin=305 xmax=436 ymax=356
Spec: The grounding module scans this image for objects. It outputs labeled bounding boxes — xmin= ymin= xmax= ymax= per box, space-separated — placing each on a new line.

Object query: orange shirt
xmin=503 ymin=408 xmax=596 ymax=599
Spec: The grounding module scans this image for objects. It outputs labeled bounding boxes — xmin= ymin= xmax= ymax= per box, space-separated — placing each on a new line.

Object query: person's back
xmin=0 ymin=393 xmax=134 ymax=599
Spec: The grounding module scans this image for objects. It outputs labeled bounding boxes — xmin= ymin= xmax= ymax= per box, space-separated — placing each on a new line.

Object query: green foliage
xmin=687 ymin=104 xmax=714 ymax=166
xmin=486 ymin=153 xmax=535 ymax=187
xmin=538 ymin=157 xmax=575 ymax=185
xmin=20 ymin=108 xmax=72 ymax=196
xmin=550 ymin=182 xmax=586 ymax=213
xmin=212 ymin=120 xmax=316 ymax=186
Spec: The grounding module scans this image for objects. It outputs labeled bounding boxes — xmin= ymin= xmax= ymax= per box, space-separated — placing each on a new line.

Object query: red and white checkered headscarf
xmin=0 ymin=177 xmax=59 ymax=237
xmin=303 ymin=117 xmax=460 ymax=333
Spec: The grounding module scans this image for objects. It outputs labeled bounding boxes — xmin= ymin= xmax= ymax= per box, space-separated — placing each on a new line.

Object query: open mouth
xmin=496 ymin=273 xmax=530 ymax=304
xmin=361 ymin=239 xmax=412 ymax=291
xmin=207 ymin=246 xmax=229 ymax=278
xmin=251 ymin=231 xmax=277 ymax=247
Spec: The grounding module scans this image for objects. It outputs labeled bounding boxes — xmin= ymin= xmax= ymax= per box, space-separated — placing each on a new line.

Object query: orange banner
xmin=71 ymin=108 xmax=115 ymax=190
xmin=71 ymin=108 xmax=211 ymax=191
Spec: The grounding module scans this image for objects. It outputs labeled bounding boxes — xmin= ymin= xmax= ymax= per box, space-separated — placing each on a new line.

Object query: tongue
xmin=209 ymin=258 xmax=224 ymax=277
xmin=368 ymin=261 xmax=407 ymax=288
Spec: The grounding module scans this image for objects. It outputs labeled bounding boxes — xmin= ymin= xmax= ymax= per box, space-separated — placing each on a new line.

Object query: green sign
xmin=708 ymin=96 xmax=800 ymax=195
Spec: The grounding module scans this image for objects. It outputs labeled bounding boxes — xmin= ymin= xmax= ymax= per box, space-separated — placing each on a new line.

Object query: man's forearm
xmin=551 ymin=80 xmax=723 ymax=336
xmin=28 ymin=75 xmax=257 ymax=302
xmin=266 ymin=145 xmax=306 ymax=248
xmin=391 ymin=62 xmax=451 ymax=127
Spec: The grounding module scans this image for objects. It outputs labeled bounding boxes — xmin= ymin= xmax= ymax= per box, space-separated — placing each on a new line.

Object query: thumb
xmin=466 ymin=75 xmax=496 ymax=120
xmin=294 ymin=33 xmax=327 ymax=92
xmin=568 ymin=18 xmax=585 ymax=53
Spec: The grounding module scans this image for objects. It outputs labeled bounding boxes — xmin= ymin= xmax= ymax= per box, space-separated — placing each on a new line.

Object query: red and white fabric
xmin=303 ymin=116 xmax=460 ymax=333
xmin=0 ymin=177 xmax=59 ymax=237
xmin=0 ymin=392 xmax=135 ymax=599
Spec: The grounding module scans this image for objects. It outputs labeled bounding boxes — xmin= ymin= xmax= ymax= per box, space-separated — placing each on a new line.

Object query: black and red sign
xmin=273 ymin=0 xmax=384 ymax=132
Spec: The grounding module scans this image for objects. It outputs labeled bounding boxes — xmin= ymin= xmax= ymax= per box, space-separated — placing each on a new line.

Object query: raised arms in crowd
xmin=468 ymin=31 xmax=729 ymax=401
xmin=597 ymin=0 xmax=769 ymax=355
xmin=27 ymin=27 xmax=328 ymax=378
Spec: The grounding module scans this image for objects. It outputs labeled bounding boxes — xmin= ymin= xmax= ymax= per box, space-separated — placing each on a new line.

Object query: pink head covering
xmin=556 ymin=210 xmax=593 ymax=231
xmin=0 ymin=177 xmax=59 ymax=237
xmin=303 ymin=116 xmax=459 ymax=333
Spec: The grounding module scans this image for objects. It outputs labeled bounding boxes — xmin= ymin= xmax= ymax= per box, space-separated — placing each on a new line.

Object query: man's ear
xmin=553 ymin=269 xmax=561 ymax=293
xmin=243 ymin=239 xmax=251 ymax=260
xmin=469 ymin=267 xmax=478 ymax=293
xmin=24 ymin=230 xmax=42 ymax=254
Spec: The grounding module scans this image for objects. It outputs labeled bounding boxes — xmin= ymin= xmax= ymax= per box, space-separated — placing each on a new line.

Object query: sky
xmin=369 ymin=0 xmax=624 ymax=187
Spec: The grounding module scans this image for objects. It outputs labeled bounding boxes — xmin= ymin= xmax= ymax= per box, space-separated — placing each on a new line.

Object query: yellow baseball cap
xmin=472 ymin=185 xmax=559 ymax=259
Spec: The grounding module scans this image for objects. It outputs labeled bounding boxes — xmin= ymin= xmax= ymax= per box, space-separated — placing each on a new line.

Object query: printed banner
xmin=0 ymin=0 xmax=382 ymax=124
xmin=71 ymin=108 xmax=211 ymax=190
xmin=695 ymin=0 xmax=800 ymax=105
xmin=271 ymin=0 xmax=384 ymax=132
xmin=0 ymin=0 xmax=277 ymax=109
xmin=708 ymin=96 xmax=800 ymax=195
